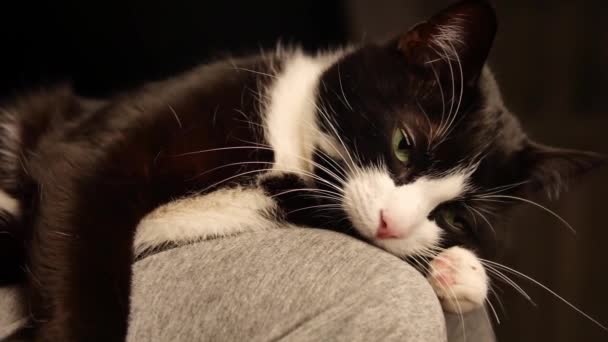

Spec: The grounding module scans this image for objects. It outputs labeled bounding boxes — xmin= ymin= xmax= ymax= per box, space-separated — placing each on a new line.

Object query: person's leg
xmin=1 ymin=228 xmax=496 ymax=341
xmin=128 ymin=228 xmax=447 ymax=342
xmin=0 ymin=285 xmax=28 ymax=340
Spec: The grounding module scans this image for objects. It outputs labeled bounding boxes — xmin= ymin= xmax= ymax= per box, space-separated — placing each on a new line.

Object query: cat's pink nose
xmin=376 ymin=210 xmax=402 ymax=239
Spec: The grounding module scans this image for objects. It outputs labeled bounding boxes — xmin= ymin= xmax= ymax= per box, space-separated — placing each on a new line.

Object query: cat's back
xmin=0 ymin=53 xmax=286 ymax=223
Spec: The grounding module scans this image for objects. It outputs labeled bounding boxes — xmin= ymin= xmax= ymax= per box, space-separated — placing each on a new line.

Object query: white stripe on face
xmin=342 ymin=166 xmax=471 ymax=257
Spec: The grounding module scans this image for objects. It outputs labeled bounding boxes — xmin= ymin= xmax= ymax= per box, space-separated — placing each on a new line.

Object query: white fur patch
xmin=134 ymin=187 xmax=281 ymax=256
xmin=343 ymin=166 xmax=470 ymax=257
xmin=134 ymin=50 xmax=348 ymax=255
xmin=0 ymin=189 xmax=19 ymax=216
xmin=264 ymin=51 xmax=341 ymax=177
xmin=427 ymin=246 xmax=488 ymax=313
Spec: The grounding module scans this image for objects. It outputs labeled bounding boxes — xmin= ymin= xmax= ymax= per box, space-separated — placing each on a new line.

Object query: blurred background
xmin=1 ymin=1 xmax=606 ymax=341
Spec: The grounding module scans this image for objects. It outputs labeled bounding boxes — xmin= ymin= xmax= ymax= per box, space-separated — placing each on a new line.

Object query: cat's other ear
xmin=392 ymin=0 xmax=497 ymax=86
xmin=515 ymin=141 xmax=606 ymax=199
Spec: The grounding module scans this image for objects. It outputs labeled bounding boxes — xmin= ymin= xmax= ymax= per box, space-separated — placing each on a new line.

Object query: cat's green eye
xmin=392 ymin=128 xmax=412 ymax=163
xmin=442 ymin=209 xmax=464 ymax=229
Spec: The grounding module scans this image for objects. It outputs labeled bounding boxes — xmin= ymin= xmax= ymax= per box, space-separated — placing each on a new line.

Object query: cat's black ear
xmin=394 ymin=0 xmax=497 ymax=86
xmin=516 ymin=141 xmax=606 ymax=199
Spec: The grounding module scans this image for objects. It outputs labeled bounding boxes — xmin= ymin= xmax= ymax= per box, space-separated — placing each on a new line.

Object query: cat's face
xmin=312 ymin=0 xmax=602 ymax=258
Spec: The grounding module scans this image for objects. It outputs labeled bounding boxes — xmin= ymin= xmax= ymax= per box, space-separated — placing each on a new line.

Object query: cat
xmin=0 ymin=0 xmax=603 ymax=340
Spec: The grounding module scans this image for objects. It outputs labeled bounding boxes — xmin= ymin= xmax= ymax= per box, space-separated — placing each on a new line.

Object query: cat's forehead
xmin=321 ymin=46 xmax=501 ymax=170
xmin=326 ymin=46 xmax=491 ymax=122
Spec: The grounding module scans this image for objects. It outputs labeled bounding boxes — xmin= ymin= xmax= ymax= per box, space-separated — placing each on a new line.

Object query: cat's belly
xmin=134 ymin=185 xmax=284 ymax=256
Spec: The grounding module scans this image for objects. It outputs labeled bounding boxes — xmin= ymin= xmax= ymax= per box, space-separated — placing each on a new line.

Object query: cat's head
xmin=313 ymin=0 xmax=604 ymax=258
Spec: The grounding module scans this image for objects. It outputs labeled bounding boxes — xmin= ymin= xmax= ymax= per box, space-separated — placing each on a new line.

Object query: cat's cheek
xmin=427 ymin=246 xmax=488 ymax=313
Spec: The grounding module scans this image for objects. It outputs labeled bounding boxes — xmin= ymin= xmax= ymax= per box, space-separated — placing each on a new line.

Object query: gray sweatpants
xmin=1 ymin=228 xmax=494 ymax=341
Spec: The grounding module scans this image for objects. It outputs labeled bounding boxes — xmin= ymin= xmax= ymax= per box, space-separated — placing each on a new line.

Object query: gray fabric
xmin=446 ymin=309 xmax=496 ymax=342
xmin=0 ymin=286 xmax=27 ymax=340
xmin=128 ymin=228 xmax=446 ymax=341
xmin=1 ymin=228 xmax=495 ymax=341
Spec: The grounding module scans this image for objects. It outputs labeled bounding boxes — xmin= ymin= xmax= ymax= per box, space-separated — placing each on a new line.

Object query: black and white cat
xmin=0 ymin=0 xmax=602 ymax=340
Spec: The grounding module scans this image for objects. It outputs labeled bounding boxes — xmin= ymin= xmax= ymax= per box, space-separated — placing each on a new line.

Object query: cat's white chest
xmin=133 ymin=186 xmax=281 ymax=256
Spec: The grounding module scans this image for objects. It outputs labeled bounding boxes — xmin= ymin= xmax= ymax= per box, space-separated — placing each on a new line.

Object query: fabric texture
xmin=1 ymin=228 xmax=495 ymax=341
xmin=0 ymin=286 xmax=27 ymax=341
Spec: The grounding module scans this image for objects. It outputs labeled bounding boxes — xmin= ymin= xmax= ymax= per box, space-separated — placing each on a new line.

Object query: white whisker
xmin=484 ymin=297 xmax=500 ymax=325
xmin=337 ymin=64 xmax=353 ymax=111
xmin=480 ymin=259 xmax=607 ymax=331
xmin=315 ymin=102 xmax=359 ymax=175
xmin=168 ymin=105 xmax=182 ymax=129
xmin=232 ymin=66 xmax=277 ymax=78
xmin=271 ymin=187 xmax=343 ymax=200
xmin=441 ymin=40 xmax=464 ymax=139
xmin=465 ymin=204 xmax=496 ymax=236
xmin=287 ymin=204 xmax=344 ymax=216
xmin=483 ymin=265 xmax=534 ymax=305
xmin=476 ymin=195 xmax=576 ymax=235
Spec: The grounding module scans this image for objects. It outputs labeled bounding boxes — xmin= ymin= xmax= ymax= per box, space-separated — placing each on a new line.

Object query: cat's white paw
xmin=426 ymin=246 xmax=488 ymax=313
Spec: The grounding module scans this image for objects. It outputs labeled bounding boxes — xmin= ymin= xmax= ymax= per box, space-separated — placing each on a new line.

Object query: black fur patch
xmin=0 ymin=1 xmax=603 ymax=340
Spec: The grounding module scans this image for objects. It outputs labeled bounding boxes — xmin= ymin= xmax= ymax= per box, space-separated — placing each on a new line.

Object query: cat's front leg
xmin=426 ymin=246 xmax=488 ymax=313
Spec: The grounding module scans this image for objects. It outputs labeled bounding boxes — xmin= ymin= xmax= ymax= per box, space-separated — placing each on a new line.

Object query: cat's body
xmin=0 ymin=54 xmax=286 ymax=339
xmin=0 ymin=1 xmax=602 ymax=341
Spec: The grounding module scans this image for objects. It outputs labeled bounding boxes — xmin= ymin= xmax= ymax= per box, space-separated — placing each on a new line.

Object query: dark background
xmin=1 ymin=1 xmax=606 ymax=341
